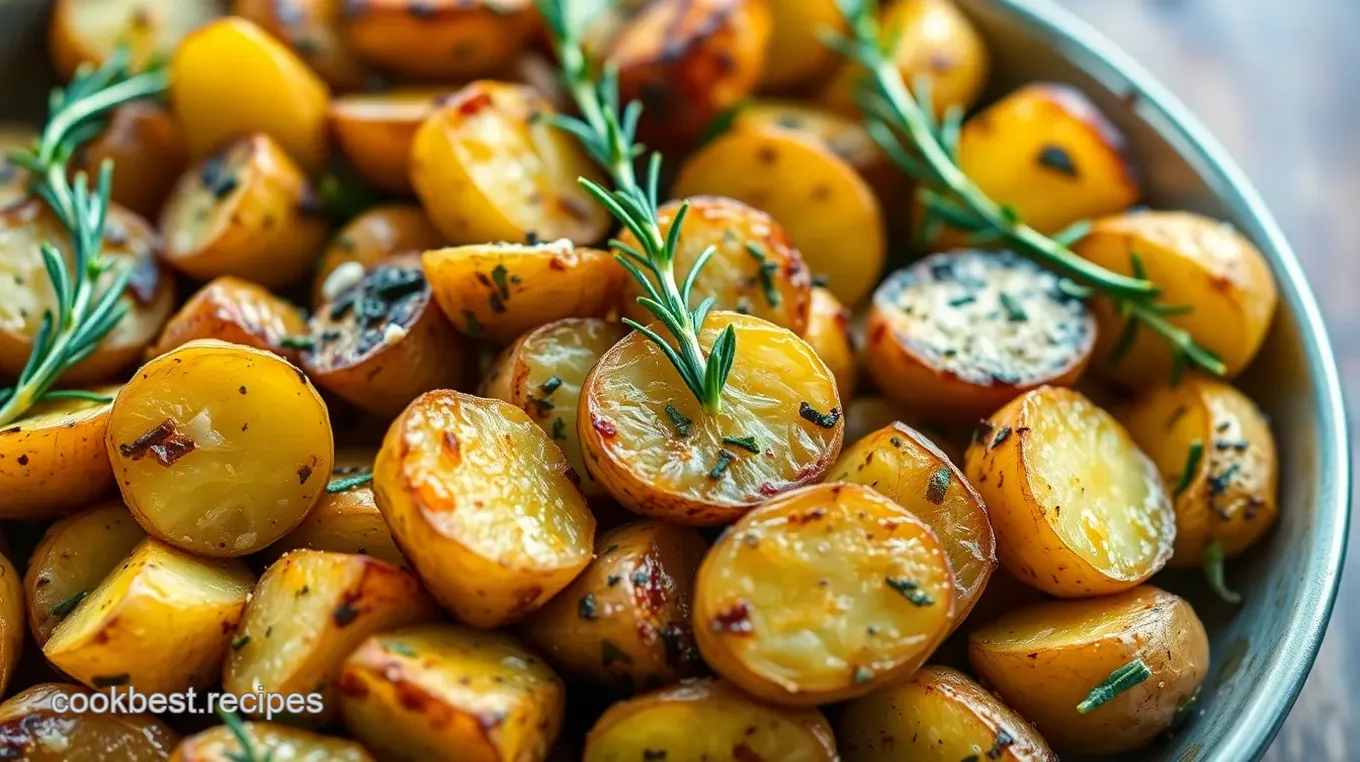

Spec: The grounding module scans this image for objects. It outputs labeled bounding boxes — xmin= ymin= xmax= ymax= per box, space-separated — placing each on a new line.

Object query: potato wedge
xmin=268 ymin=451 xmax=405 ymax=568
xmin=585 ymin=679 xmax=837 ymax=761
xmin=148 ymin=276 xmax=309 ymax=362
xmin=969 ymin=586 xmax=1209 ymax=755
xmin=805 ymin=286 xmax=857 ymax=404
xmin=233 ymin=0 xmax=371 ymax=91
xmin=107 ymin=340 xmax=334 ymax=557
xmin=342 ymin=0 xmax=536 ymax=81
xmin=761 ymin=0 xmax=845 ymax=90
xmin=838 ymin=665 xmax=1057 ymax=762
xmin=0 ymin=550 xmax=21 ymax=696
xmin=0 ymin=386 xmax=120 ymax=520
xmin=312 ymin=203 xmax=445 ymax=308
xmin=161 ymin=133 xmax=330 ymax=289
xmin=50 ymin=0 xmax=222 ymax=80
xmin=411 ymin=81 xmax=610 ymax=246
xmin=0 ymin=124 xmax=36 ymax=210
xmin=424 ymin=239 xmax=620 ymax=343
xmin=964 ymin=386 xmax=1175 ymax=597
xmin=374 ymin=390 xmax=595 ymax=627
xmin=481 ymin=318 xmax=629 ymax=497
xmin=171 ymin=17 xmax=330 ymax=171
xmin=337 ymin=624 xmax=565 ymax=762
xmin=71 ymin=101 xmax=189 ymax=219
xmin=172 ymin=721 xmax=373 ymax=762
xmin=328 ymin=89 xmax=456 ymax=195
xmin=580 ymin=312 xmax=843 ymax=526
xmin=44 ymin=537 xmax=255 ymax=693
xmin=0 ymin=683 xmax=179 ymax=761
xmin=864 ymin=250 xmax=1096 ymax=420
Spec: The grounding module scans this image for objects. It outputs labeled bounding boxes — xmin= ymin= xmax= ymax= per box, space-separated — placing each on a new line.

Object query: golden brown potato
xmin=0 ymin=198 xmax=175 ymax=384
xmin=337 ymin=624 xmax=565 ymax=762
xmin=585 ymin=679 xmax=838 ymax=761
xmin=147 ymin=276 xmax=309 ymax=362
xmin=44 ymin=537 xmax=255 ymax=693
xmin=424 ymin=239 xmax=621 ymax=343
xmin=25 ymin=500 xmax=146 ymax=646
xmin=0 ymin=550 xmax=21 ymax=696
xmin=761 ymin=0 xmax=845 ymax=90
xmin=161 ymin=133 xmax=330 ymax=289
xmin=695 ymin=483 xmax=955 ymax=705
xmin=0 ymin=387 xmax=120 ymax=520
xmin=268 ymin=451 xmax=406 ymax=568
xmin=864 ymin=250 xmax=1097 ymax=421
xmin=0 ymin=124 xmax=36 ymax=210
xmin=172 ymin=721 xmax=374 ymax=762
xmin=804 ymin=286 xmax=857 ymax=404
xmin=342 ymin=0 xmax=536 ymax=81
xmin=312 ymin=203 xmax=444 ymax=308
xmin=327 ymin=89 xmax=455 ymax=194
xmin=233 ymin=0 xmax=371 ymax=91
xmin=411 ymin=81 xmax=610 ymax=246
xmin=106 ymin=340 xmax=334 ymax=557
xmin=50 ymin=0 xmax=222 ymax=80
xmin=0 ymin=683 xmax=179 ymax=761
xmin=580 ymin=312 xmax=844 ymax=526
xmin=374 ymin=390 xmax=595 ymax=627
xmin=838 ymin=665 xmax=1057 ymax=762
xmin=969 ymin=586 xmax=1210 ymax=755
xmin=171 ymin=17 xmax=331 ymax=171
xmin=964 ymin=386 xmax=1175 ymax=597
xmin=1074 ymin=211 xmax=1279 ymax=386
xmin=72 ymin=101 xmax=189 ymax=219
xmin=521 ymin=521 xmax=707 ymax=689
xmin=481 ymin=318 xmax=629 ymax=497
xmin=616 ymin=196 xmax=813 ymax=335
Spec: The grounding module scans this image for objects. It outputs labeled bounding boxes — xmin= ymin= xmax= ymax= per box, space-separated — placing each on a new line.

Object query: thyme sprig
xmin=535 ymin=0 xmax=736 ymax=413
xmin=0 ymin=49 xmax=168 ymax=426
xmin=826 ymin=0 xmax=1226 ymax=380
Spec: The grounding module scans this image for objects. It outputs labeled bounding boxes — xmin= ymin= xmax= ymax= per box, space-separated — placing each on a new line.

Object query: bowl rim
xmin=981 ymin=1 xmax=1352 ymax=758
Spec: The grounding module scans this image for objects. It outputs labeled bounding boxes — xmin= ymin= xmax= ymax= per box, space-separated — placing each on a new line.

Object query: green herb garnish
xmin=708 ymin=450 xmax=737 ymax=479
xmin=1076 ymin=658 xmax=1152 ymax=713
xmin=885 ymin=577 xmax=933 ymax=606
xmin=326 ymin=470 xmax=373 ymax=493
xmin=664 ymin=404 xmax=692 ymax=437
xmin=1172 ymin=440 xmax=1204 ymax=498
xmin=50 ymin=590 xmax=88 ymax=618
xmin=1202 ymin=539 xmax=1242 ymax=604
xmin=722 ymin=435 xmax=760 ymax=454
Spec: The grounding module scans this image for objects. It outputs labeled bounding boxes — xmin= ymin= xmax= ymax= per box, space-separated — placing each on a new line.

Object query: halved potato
xmin=0 ymin=386 xmax=120 ymax=520
xmin=312 ymin=203 xmax=444 ymax=308
xmin=106 ymin=340 xmax=334 ymax=557
xmin=328 ymin=89 xmax=457 ymax=194
xmin=161 ymin=133 xmax=330 ymax=289
xmin=580 ymin=312 xmax=843 ymax=526
xmin=172 ymin=721 xmax=373 ymax=762
xmin=804 ymin=286 xmax=856 ymax=404
xmin=50 ymin=0 xmax=222 ymax=80
xmin=761 ymin=0 xmax=845 ymax=90
xmin=268 ymin=450 xmax=405 ymax=568
xmin=147 ymin=276 xmax=309 ymax=362
xmin=44 ymin=537 xmax=255 ymax=693
xmin=969 ymin=586 xmax=1210 ymax=755
xmin=964 ymin=386 xmax=1175 ymax=597
xmin=0 ymin=683 xmax=179 ymax=761
xmin=374 ymin=390 xmax=595 ymax=627
xmin=342 ymin=0 xmax=536 ymax=81
xmin=233 ymin=0 xmax=371 ymax=91
xmin=0 ymin=124 xmax=36 ymax=210
xmin=864 ymin=250 xmax=1096 ymax=420
xmin=337 ymin=624 xmax=565 ymax=762
xmin=72 ymin=101 xmax=189 ymax=219
xmin=585 ymin=679 xmax=837 ymax=761
xmin=410 ymin=81 xmax=610 ymax=246
xmin=0 ymin=550 xmax=21 ymax=696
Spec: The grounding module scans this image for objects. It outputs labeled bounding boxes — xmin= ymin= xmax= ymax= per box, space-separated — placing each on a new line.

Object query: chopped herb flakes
xmin=799 ymin=402 xmax=841 ymax=428
xmin=1208 ymin=463 xmax=1240 ymax=496
xmin=664 ymin=405 xmax=692 ymax=437
xmin=462 ymin=310 xmax=485 ymax=337
xmin=1036 ymin=144 xmax=1078 ymax=177
xmin=1076 ymin=658 xmax=1151 ymax=713
xmin=708 ymin=450 xmax=737 ymax=479
xmin=578 ymin=593 xmax=599 ymax=620
xmin=885 ymin=577 xmax=934 ymax=606
xmin=539 ymin=375 xmax=563 ymax=395
xmin=722 ymin=435 xmax=760 ymax=454
xmin=327 ymin=470 xmax=373 ymax=493
xmin=853 ymin=666 xmax=873 ymax=684
xmin=998 ymin=292 xmax=1027 ymax=322
xmin=383 ymin=641 xmax=418 ymax=658
xmin=1172 ymin=441 xmax=1203 ymax=498
xmin=51 ymin=591 xmax=89 ymax=618
xmin=986 ymin=730 xmax=1015 ymax=759
xmin=231 ymin=635 xmax=251 ymax=650
xmin=744 ymin=242 xmax=782 ymax=308
xmin=925 ymin=467 xmax=952 ymax=505
xmin=490 ymin=264 xmax=511 ymax=300
xmin=279 ymin=335 xmax=316 ymax=350
xmin=991 ymin=426 xmax=1012 ymax=448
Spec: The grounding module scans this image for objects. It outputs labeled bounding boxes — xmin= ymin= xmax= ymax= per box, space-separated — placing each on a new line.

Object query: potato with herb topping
xmin=0 ymin=550 xmax=21 ymax=696
xmin=0 ymin=386 xmax=121 ymax=520
xmin=328 ymin=89 xmax=458 ymax=194
xmin=0 ymin=683 xmax=180 ymax=761
xmin=50 ymin=0 xmax=222 ymax=80
xmin=173 ymin=720 xmax=373 ymax=762
xmin=71 ymin=101 xmax=189 ymax=219
xmin=147 ymin=276 xmax=309 ymax=362
xmin=312 ymin=203 xmax=444 ymax=308
xmin=343 ymin=0 xmax=536 ymax=81
xmin=234 ymin=0 xmax=371 ymax=91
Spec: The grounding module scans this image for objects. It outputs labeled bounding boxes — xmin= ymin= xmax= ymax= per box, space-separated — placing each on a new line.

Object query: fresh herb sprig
xmin=1077 ymin=658 xmax=1152 ymax=713
xmin=0 ymin=50 xmax=168 ymax=427
xmin=825 ymin=0 xmax=1226 ymax=381
xmin=535 ymin=0 xmax=736 ymax=414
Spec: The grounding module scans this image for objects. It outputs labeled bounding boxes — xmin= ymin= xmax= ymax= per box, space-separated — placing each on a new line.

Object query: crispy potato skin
xmin=233 ymin=0 xmax=372 ymax=91
xmin=327 ymin=89 xmax=456 ymax=195
xmin=73 ymin=101 xmax=189 ymax=219
xmin=337 ymin=625 xmax=566 ymax=762
xmin=0 ymin=551 xmax=21 ymax=696
xmin=343 ymin=0 xmax=536 ymax=81
xmin=50 ymin=0 xmax=222 ymax=80
xmin=969 ymin=586 xmax=1210 ymax=755
xmin=0 ymin=388 xmax=120 ymax=520
xmin=0 ymin=683 xmax=180 ymax=761
xmin=761 ymin=0 xmax=845 ymax=90
xmin=0 ymin=125 xmax=35 ymax=210
xmin=172 ymin=721 xmax=374 ymax=762
xmin=584 ymin=678 xmax=838 ymax=762
xmin=804 ymin=287 xmax=857 ymax=404
xmin=148 ymin=276 xmax=309 ymax=362
xmin=312 ymin=203 xmax=444 ymax=307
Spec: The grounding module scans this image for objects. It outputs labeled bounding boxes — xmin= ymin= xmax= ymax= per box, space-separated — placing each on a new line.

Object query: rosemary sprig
xmin=1077 ymin=658 xmax=1152 ymax=713
xmin=0 ymin=49 xmax=168 ymax=427
xmin=535 ymin=0 xmax=736 ymax=413
xmin=217 ymin=707 xmax=274 ymax=762
xmin=826 ymin=0 xmax=1226 ymax=380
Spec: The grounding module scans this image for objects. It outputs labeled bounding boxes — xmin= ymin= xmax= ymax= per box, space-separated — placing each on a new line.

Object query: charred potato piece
xmin=0 ymin=683 xmax=179 ymax=761
xmin=71 ymin=101 xmax=189 ymax=219
xmin=969 ymin=586 xmax=1210 ymax=755
xmin=233 ymin=0 xmax=371 ymax=91
xmin=865 ymin=250 xmax=1096 ymax=421
xmin=147 ymin=276 xmax=309 ymax=362
xmin=0 ymin=124 xmax=36 ymax=209
xmin=580 ymin=312 xmax=843 ymax=526
xmin=374 ymin=390 xmax=595 ymax=627
xmin=0 ymin=386 xmax=120 ymax=520
xmin=342 ymin=0 xmax=536 ymax=81
xmin=964 ymin=386 xmax=1175 ymax=597
xmin=107 ymin=340 xmax=335 ymax=557
xmin=327 ymin=89 xmax=455 ymax=195
xmin=50 ymin=0 xmax=222 ymax=80
xmin=761 ymin=0 xmax=845 ymax=90
xmin=312 ymin=203 xmax=445 ymax=308
xmin=804 ymin=286 xmax=856 ymax=404
xmin=173 ymin=721 xmax=373 ymax=762
xmin=44 ymin=537 xmax=255 ymax=693
xmin=161 ymin=133 xmax=330 ymax=289
xmin=337 ymin=624 xmax=565 ymax=762
xmin=0 ymin=551 xmax=20 ymax=696
xmin=268 ymin=451 xmax=406 ymax=568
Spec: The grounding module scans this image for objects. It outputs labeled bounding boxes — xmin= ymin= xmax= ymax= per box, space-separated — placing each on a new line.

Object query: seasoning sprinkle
xmin=1076 ymin=658 xmax=1151 ymax=713
xmin=279 ymin=335 xmax=316 ymax=350
xmin=1208 ymin=462 xmax=1240 ymax=496
xmin=539 ymin=375 xmax=563 ymax=395
xmin=885 ymin=577 xmax=933 ymax=606
xmin=490 ymin=264 xmax=511 ymax=301
xmin=551 ymin=417 xmax=567 ymax=440
xmin=986 ymin=730 xmax=1015 ymax=759
xmin=998 ymin=291 xmax=1027 ymax=322
xmin=578 ymin=593 xmax=599 ymax=620
xmin=1036 ymin=144 xmax=1079 ymax=177
xmin=722 ymin=435 xmax=760 ymax=454
xmin=665 ymin=405 xmax=692 ymax=437
xmin=1202 ymin=540 xmax=1242 ymax=604
xmin=708 ymin=450 xmax=737 ymax=479
xmin=745 ymin=242 xmax=782 ymax=308
xmin=947 ymin=293 xmax=977 ymax=307
xmin=231 ymin=635 xmax=251 ymax=650
xmin=327 ymin=470 xmax=373 ymax=493
xmin=462 ymin=310 xmax=485 ymax=337
xmin=853 ymin=666 xmax=873 ymax=684
xmin=383 ymin=641 xmax=418 ymax=658
xmin=799 ymin=402 xmax=841 ymax=428
xmin=925 ymin=467 xmax=952 ymax=505
xmin=51 ymin=590 xmax=89 ymax=618
xmin=1172 ymin=441 xmax=1203 ymax=498
xmin=991 ymin=426 xmax=1012 ymax=448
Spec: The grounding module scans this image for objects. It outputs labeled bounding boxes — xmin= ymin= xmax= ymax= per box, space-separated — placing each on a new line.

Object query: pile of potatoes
xmin=0 ymin=0 xmax=1282 ymax=759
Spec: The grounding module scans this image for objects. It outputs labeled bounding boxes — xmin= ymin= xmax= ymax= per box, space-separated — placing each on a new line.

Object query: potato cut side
xmin=343 ymin=0 xmax=537 ymax=81
xmin=148 ymin=276 xmax=309 ymax=362
xmin=804 ymin=286 xmax=857 ymax=404
xmin=0 ymin=683 xmax=179 ymax=762
xmin=107 ymin=340 xmax=334 ymax=557
xmin=50 ymin=0 xmax=222 ymax=79
xmin=312 ymin=203 xmax=445 ymax=308
xmin=328 ymin=89 xmax=457 ymax=194
xmin=44 ymin=537 xmax=255 ymax=693
xmin=72 ymin=101 xmax=189 ymax=220
xmin=0 ymin=386 xmax=121 ymax=520
xmin=173 ymin=720 xmax=373 ymax=761
xmin=0 ymin=551 xmax=21 ymax=697
xmin=580 ymin=312 xmax=844 ymax=526
xmin=233 ymin=0 xmax=371 ymax=91
xmin=0 ymin=125 xmax=35 ymax=209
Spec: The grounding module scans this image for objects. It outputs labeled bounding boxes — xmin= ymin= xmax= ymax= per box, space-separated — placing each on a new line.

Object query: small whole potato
xmin=0 ymin=683 xmax=180 ymax=761
xmin=342 ymin=0 xmax=537 ymax=82
xmin=327 ymin=89 xmax=456 ymax=195
xmin=172 ymin=721 xmax=374 ymax=761
xmin=0 ymin=387 xmax=121 ymax=520
xmin=312 ymin=203 xmax=445 ymax=308
xmin=72 ymin=101 xmax=189 ymax=219
xmin=147 ymin=276 xmax=309 ymax=363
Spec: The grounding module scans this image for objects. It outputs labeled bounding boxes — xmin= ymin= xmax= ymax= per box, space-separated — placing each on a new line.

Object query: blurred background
xmin=1053 ymin=1 xmax=1358 ymax=758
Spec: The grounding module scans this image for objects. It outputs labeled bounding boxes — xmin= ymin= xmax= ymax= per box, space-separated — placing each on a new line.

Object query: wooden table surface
xmin=1053 ymin=1 xmax=1358 ymax=759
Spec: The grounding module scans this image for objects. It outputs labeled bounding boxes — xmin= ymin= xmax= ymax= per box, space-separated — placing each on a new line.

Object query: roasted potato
xmin=970 ymin=586 xmax=1210 ymax=755
xmin=0 ymin=550 xmax=20 ymax=696
xmin=521 ymin=520 xmax=708 ymax=689
xmin=342 ymin=0 xmax=537 ymax=81
xmin=147 ymin=276 xmax=309 ymax=362
xmin=233 ymin=0 xmax=371 ymax=91
xmin=481 ymin=318 xmax=629 ymax=497
xmin=107 ymin=340 xmax=334 ymax=557
xmin=337 ymin=624 xmax=566 ymax=762
xmin=837 ymin=665 xmax=1057 ymax=762
xmin=424 ymin=239 xmax=620 ymax=343
xmin=0 ymin=683 xmax=179 ymax=761
xmin=0 ymin=124 xmax=35 ymax=210
xmin=173 ymin=721 xmax=374 ymax=762
xmin=327 ymin=89 xmax=457 ymax=195
xmin=268 ymin=451 xmax=406 ymax=568
xmin=864 ymin=250 xmax=1097 ymax=420
xmin=761 ymin=0 xmax=845 ymax=90
xmin=1074 ymin=211 xmax=1279 ymax=386
xmin=672 ymin=130 xmax=885 ymax=309
xmin=161 ymin=133 xmax=330 ymax=289
xmin=171 ymin=17 xmax=330 ymax=171
xmin=71 ymin=101 xmax=189 ymax=219
xmin=411 ymin=81 xmax=610 ymax=246
xmin=964 ymin=386 xmax=1175 ymax=597
xmin=374 ymin=390 xmax=595 ymax=627
xmin=585 ymin=679 xmax=838 ymax=761
xmin=0 ymin=386 xmax=120 ymax=520
xmin=694 ymin=483 xmax=956 ymax=705
xmin=616 ymin=196 xmax=813 ymax=335
xmin=24 ymin=501 xmax=147 ymax=646
xmin=580 ymin=312 xmax=844 ymax=526
xmin=50 ymin=0 xmax=222 ymax=80
xmin=826 ymin=422 xmax=995 ymax=628
xmin=312 ymin=203 xmax=444 ymax=307
xmin=841 ymin=396 xmax=958 ymax=460
xmin=44 ymin=537 xmax=255 ymax=693
xmin=0 ymin=198 xmax=175 ymax=384
xmin=804 ymin=286 xmax=857 ymax=404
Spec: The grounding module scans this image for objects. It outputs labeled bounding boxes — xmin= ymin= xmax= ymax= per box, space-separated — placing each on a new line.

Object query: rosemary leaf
xmin=1172 ymin=440 xmax=1204 ymax=498
xmin=327 ymin=471 xmax=373 ymax=493
xmin=1076 ymin=658 xmax=1152 ymax=713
